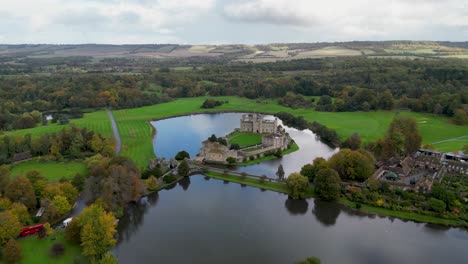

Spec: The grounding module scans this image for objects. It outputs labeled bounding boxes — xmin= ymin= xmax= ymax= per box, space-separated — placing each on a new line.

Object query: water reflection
xmin=312 ymin=200 xmax=341 ymax=227
xmin=178 ymin=177 xmax=191 ymax=191
xmin=284 ymin=198 xmax=309 ymax=215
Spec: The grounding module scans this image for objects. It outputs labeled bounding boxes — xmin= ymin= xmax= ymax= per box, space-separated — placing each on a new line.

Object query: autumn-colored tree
xmin=4 ymin=239 xmax=22 ymax=264
xmin=0 ymin=211 xmax=22 ymax=245
xmin=0 ymin=165 xmax=10 ymax=194
xmin=388 ymin=116 xmax=422 ymax=155
xmin=285 ymin=172 xmax=309 ymax=199
xmin=25 ymin=170 xmax=48 ymax=198
xmin=5 ymin=176 xmax=36 ymax=210
xmin=0 ymin=197 xmax=12 ymax=210
xmin=43 ymin=182 xmax=78 ymax=204
xmin=340 ymin=133 xmax=362 ymax=150
xmin=52 ymin=195 xmax=72 ymax=215
xmin=453 ymin=108 xmax=468 ymax=125
xmin=100 ymin=252 xmax=118 ymax=264
xmin=88 ymin=134 xmax=104 ymax=153
xmin=314 ymin=168 xmax=341 ymax=201
xmin=79 ymin=204 xmax=117 ymax=259
xmin=9 ymin=202 xmax=30 ymax=225
xmin=65 ymin=217 xmax=81 ymax=244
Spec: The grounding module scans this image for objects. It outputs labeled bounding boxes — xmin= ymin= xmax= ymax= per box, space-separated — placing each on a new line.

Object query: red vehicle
xmin=20 ymin=224 xmax=44 ymax=237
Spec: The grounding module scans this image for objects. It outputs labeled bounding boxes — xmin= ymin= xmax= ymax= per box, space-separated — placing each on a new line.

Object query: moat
xmin=113 ymin=113 xmax=468 ymax=264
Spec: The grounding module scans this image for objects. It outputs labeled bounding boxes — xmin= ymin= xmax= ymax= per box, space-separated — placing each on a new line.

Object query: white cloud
xmin=0 ymin=0 xmax=466 ymax=43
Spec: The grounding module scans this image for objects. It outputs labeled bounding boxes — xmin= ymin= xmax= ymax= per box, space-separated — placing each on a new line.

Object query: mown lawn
xmin=237 ymin=142 xmax=300 ymax=166
xmin=228 ymin=131 xmax=263 ymax=147
xmin=10 ymin=160 xmax=88 ymax=181
xmin=4 ymin=110 xmax=112 ymax=139
xmin=17 ymin=231 xmax=83 ymax=264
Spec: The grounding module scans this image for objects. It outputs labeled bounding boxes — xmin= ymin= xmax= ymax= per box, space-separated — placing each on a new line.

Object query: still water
xmin=113 ymin=113 xmax=468 ymax=264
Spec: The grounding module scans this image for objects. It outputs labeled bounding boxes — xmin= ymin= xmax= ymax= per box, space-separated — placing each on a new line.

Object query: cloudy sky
xmin=0 ymin=0 xmax=467 ymax=44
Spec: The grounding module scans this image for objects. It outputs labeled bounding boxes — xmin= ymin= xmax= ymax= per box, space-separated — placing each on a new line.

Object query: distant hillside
xmin=0 ymin=41 xmax=467 ymax=62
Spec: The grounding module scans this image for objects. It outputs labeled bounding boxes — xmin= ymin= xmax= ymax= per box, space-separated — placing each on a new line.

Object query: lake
xmin=113 ymin=113 xmax=468 ymax=264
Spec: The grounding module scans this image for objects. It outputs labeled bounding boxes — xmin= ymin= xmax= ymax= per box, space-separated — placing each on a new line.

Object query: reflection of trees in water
xmin=203 ymin=176 xmax=211 ymax=181
xmin=284 ymin=198 xmax=309 ymax=215
xmin=178 ymin=177 xmax=191 ymax=191
xmin=117 ymin=193 xmax=159 ymax=243
xmin=424 ymin=223 xmax=451 ymax=235
xmin=312 ymin=199 xmax=341 ymax=226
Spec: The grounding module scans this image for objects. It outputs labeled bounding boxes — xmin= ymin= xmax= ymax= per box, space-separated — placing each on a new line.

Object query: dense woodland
xmin=0 ymin=56 xmax=467 ymax=132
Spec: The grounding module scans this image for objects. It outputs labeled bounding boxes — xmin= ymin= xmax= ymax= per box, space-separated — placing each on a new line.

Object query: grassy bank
xmin=17 ymin=231 xmax=83 ymax=264
xmin=338 ymin=199 xmax=467 ymax=228
xmin=236 ymin=142 xmax=300 ymax=166
xmin=3 ymin=96 xmax=466 ymax=168
xmin=203 ymin=171 xmax=467 ymax=228
xmin=10 ymin=160 xmax=88 ymax=181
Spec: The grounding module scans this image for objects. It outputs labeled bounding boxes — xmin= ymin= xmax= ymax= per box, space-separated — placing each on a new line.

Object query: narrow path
xmin=107 ymin=108 xmax=121 ymax=156
xmin=431 ymin=135 xmax=468 ymax=145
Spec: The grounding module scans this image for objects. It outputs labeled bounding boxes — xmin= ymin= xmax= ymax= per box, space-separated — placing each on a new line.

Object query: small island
xmin=195 ymin=113 xmax=297 ymax=165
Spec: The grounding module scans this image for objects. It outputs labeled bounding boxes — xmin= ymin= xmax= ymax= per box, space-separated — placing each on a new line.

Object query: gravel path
xmin=107 ymin=108 xmax=121 ymax=156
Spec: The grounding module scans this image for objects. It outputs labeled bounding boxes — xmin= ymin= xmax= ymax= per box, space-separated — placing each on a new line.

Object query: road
xmin=107 ymin=108 xmax=121 ymax=156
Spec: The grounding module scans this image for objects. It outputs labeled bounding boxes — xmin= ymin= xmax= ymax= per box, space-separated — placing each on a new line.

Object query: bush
xmin=175 ymin=151 xmax=190 ymax=160
xmin=201 ymin=98 xmax=224 ymax=108
xmin=429 ymin=198 xmax=446 ymax=213
xmin=49 ymin=243 xmax=65 ymax=257
xmin=163 ymin=174 xmax=177 ymax=184
xmin=226 ymin=157 xmax=236 ymax=164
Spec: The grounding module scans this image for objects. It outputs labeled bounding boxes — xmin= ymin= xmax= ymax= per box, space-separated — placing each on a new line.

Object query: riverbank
xmin=203 ymin=171 xmax=468 ymax=228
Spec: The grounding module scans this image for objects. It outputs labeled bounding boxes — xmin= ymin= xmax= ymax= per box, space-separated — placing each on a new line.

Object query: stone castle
xmin=240 ymin=113 xmax=278 ymax=133
xmin=195 ymin=114 xmax=291 ymax=164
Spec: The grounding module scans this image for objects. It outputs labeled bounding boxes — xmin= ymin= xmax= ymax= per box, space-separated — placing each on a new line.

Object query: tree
xmin=276 ymin=164 xmax=285 ymax=181
xmin=80 ymin=204 xmax=117 ymax=259
xmin=378 ymin=90 xmax=394 ymax=110
xmin=0 ymin=212 xmax=22 ymax=245
xmin=299 ymin=256 xmax=321 ymax=264
xmin=65 ymin=217 xmax=81 ymax=243
xmin=43 ymin=182 xmax=78 ymax=205
xmin=177 ymin=160 xmax=190 ymax=176
xmin=88 ymin=134 xmax=104 ymax=153
xmin=453 ymin=109 xmax=468 ymax=125
xmin=0 ymin=165 xmax=11 ymax=194
xmin=285 ymin=173 xmax=309 ymax=199
xmin=300 ymin=157 xmax=328 ymax=182
xmin=230 ymin=143 xmax=240 ymax=150
xmin=100 ymin=252 xmax=118 ymax=264
xmin=314 ymin=168 xmax=341 ymax=201
xmin=52 ymin=195 xmax=72 ymax=216
xmin=9 ymin=202 xmax=30 ymax=225
xmin=429 ymin=198 xmax=446 ymax=213
xmin=328 ymin=149 xmax=375 ymax=182
xmin=341 ymin=133 xmax=361 ymax=150
xmin=208 ymin=134 xmax=217 ymax=142
xmin=175 ymin=150 xmax=190 ymax=160
xmin=4 ymin=239 xmax=21 ymax=264
xmin=5 ymin=176 xmax=36 ymax=210
xmin=387 ymin=116 xmax=422 ymax=156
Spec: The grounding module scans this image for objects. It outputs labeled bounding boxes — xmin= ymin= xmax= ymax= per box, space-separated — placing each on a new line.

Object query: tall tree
xmin=314 ymin=168 xmax=341 ymax=201
xmin=0 ymin=211 xmax=22 ymax=245
xmin=300 ymin=157 xmax=328 ymax=182
xmin=285 ymin=173 xmax=309 ymax=199
xmin=5 ymin=176 xmax=36 ymax=210
xmin=276 ymin=164 xmax=285 ymax=181
xmin=79 ymin=204 xmax=117 ymax=260
xmin=177 ymin=160 xmax=190 ymax=177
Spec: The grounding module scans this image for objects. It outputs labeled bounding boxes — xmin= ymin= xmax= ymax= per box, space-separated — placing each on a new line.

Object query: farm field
xmin=17 ymin=231 xmax=83 ymax=264
xmin=10 ymin=160 xmax=88 ymax=181
xmin=2 ymin=96 xmax=466 ymax=168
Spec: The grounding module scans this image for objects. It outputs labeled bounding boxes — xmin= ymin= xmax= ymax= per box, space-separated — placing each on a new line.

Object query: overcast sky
xmin=0 ymin=0 xmax=467 ymax=44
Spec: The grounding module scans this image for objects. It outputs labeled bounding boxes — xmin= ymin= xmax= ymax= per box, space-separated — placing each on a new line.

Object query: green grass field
xmin=2 ymin=96 xmax=466 ymax=168
xmin=17 ymin=231 xmax=83 ymax=264
xmin=4 ymin=111 xmax=112 ymax=139
xmin=10 ymin=160 xmax=88 ymax=181
xmin=237 ymin=142 xmax=300 ymax=166
xmin=228 ymin=131 xmax=264 ymax=147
